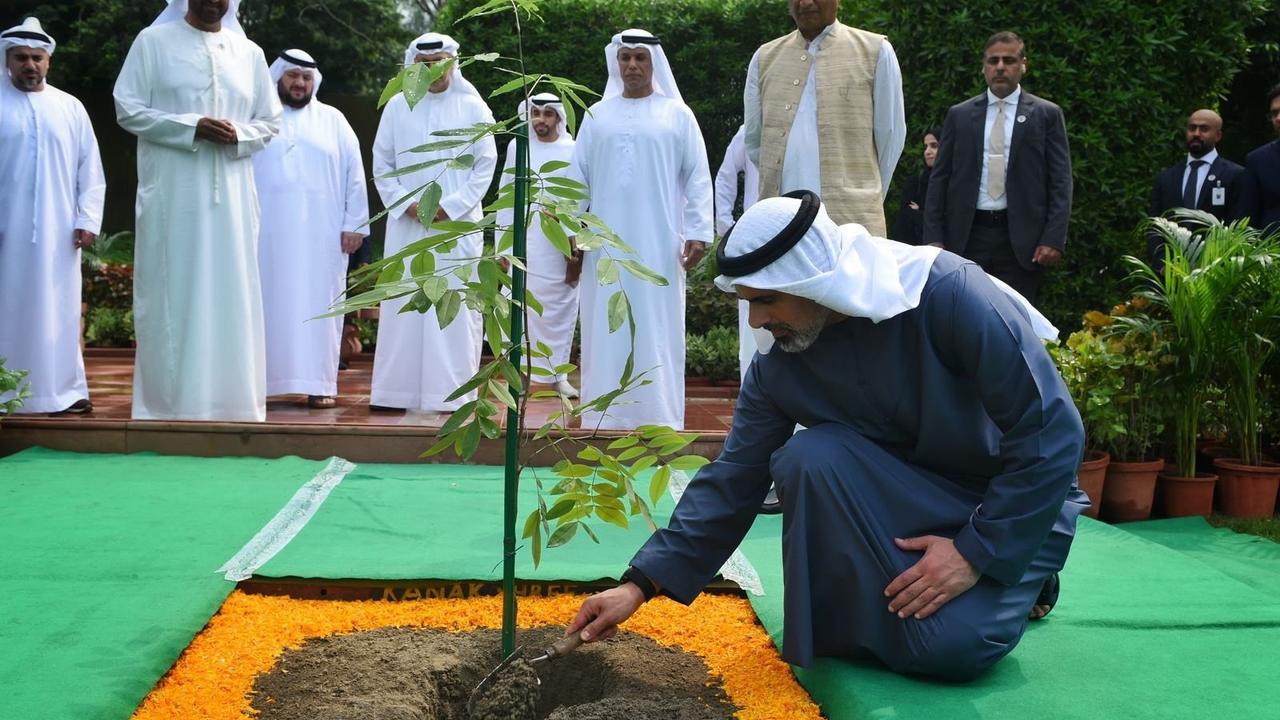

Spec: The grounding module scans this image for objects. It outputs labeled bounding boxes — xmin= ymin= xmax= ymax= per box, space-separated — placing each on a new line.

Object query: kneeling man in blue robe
xmin=568 ymin=190 xmax=1087 ymax=680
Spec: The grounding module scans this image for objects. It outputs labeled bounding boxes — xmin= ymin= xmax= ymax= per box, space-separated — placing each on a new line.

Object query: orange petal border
xmin=129 ymin=590 xmax=821 ymax=720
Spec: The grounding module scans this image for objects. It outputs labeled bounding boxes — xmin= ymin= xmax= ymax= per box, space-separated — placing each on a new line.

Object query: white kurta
xmin=497 ymin=135 xmax=579 ymax=382
xmin=712 ymin=126 xmax=762 ymax=381
xmin=371 ymin=89 xmax=498 ymax=411
xmin=573 ymin=94 xmax=714 ymax=430
xmin=254 ymin=100 xmax=368 ymax=397
xmin=0 ymin=81 xmax=105 ymax=413
xmin=114 ymin=21 xmax=281 ymax=421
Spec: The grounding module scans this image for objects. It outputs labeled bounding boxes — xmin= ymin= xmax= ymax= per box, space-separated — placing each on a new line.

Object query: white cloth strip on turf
xmin=218 ymin=456 xmax=356 ymax=581
xmin=668 ymin=469 xmax=766 ymax=596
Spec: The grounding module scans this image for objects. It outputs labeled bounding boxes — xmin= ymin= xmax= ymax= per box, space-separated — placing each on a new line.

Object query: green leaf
xmin=522 ymin=509 xmax=541 ymax=539
xmin=596 ymin=257 xmax=620 ymax=285
xmin=629 ymin=455 xmax=657 ymax=474
xmin=545 ymin=497 xmax=577 ymax=521
xmin=378 ymin=69 xmax=404 ymax=109
xmin=595 ymin=506 xmax=629 ymax=529
xmin=668 ymin=454 xmax=711 ymax=472
xmin=539 ymin=160 xmax=571 ymax=173
xmin=558 ymin=463 xmax=595 ymax=479
xmin=618 ymin=258 xmax=669 ymax=286
xmin=447 ymin=153 xmax=476 ymax=170
xmin=420 ymin=433 xmax=457 ymax=459
xmin=607 ymin=291 xmax=629 ymax=333
xmin=490 ymin=73 xmax=542 ymax=98
xmin=607 ymin=436 xmax=639 ymax=450
xmin=616 ymin=446 xmax=647 ymax=462
xmin=436 ymin=290 xmax=462 ymax=329
xmin=531 ymin=522 xmax=542 ymax=567
xmin=580 ymin=522 xmax=600 ymax=544
xmin=479 ymin=258 xmax=503 ymax=298
xmin=539 ymin=210 xmax=573 ymax=257
xmin=458 ymin=0 xmax=512 ymax=22
xmin=459 ymin=420 xmax=482 ymax=459
xmin=546 ymin=521 xmax=579 ymax=548
xmin=578 ymin=445 xmax=603 ymax=462
xmin=440 ymin=397 xmax=481 ymax=430
xmin=416 ymin=182 xmax=443 ymax=229
xmin=404 ymin=138 xmax=470 ymax=153
xmin=409 ymin=250 xmax=436 ymax=278
xmin=421 ymin=275 xmax=448 ymax=302
xmin=543 ymin=185 xmax=590 ymax=202
xmin=473 ymin=52 xmax=500 ymax=62
xmin=487 ymin=378 xmax=518 ymax=410
xmin=649 ymin=465 xmax=672 ymax=505
xmin=377 ymin=259 xmax=404 ymax=286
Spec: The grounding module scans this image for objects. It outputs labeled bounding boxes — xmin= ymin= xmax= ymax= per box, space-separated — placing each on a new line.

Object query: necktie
xmin=1183 ymin=159 xmax=1206 ymax=208
xmin=987 ymin=100 xmax=1007 ymax=200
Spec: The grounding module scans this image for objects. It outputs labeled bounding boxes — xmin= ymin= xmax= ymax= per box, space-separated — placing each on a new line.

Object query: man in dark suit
xmin=924 ymin=31 xmax=1072 ymax=305
xmin=1149 ymin=109 xmax=1258 ymax=267
xmin=1246 ymin=84 xmax=1280 ymax=233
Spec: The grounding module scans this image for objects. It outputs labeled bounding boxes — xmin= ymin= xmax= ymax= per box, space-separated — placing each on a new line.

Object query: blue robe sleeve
xmin=929 ymin=265 xmax=1084 ymax=586
xmin=629 ymin=359 xmax=796 ymax=604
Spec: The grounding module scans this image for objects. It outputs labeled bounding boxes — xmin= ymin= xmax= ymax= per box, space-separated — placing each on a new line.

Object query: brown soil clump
xmin=249 ymin=626 xmax=738 ymax=719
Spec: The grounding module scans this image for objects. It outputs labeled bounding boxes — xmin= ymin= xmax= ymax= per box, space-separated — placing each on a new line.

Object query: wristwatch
xmin=620 ymin=566 xmax=658 ymax=601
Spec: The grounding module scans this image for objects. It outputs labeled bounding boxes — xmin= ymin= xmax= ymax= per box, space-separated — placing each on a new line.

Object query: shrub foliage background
xmin=438 ymin=0 xmax=1272 ymax=332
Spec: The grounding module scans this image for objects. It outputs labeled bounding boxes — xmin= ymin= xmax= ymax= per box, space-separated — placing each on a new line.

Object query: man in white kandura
xmin=114 ymin=0 xmax=281 ymax=421
xmin=496 ymin=92 xmax=580 ymax=399
xmin=370 ymin=32 xmax=498 ymax=412
xmin=713 ymin=124 xmax=760 ymax=381
xmin=0 ymin=18 xmax=106 ymax=415
xmin=573 ymin=29 xmax=715 ymax=430
xmin=254 ymin=49 xmax=368 ymax=410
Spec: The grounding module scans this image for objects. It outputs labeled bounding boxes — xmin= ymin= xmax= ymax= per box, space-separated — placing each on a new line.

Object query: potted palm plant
xmin=1208 ymin=225 xmax=1280 ymax=517
xmin=1128 ymin=212 xmax=1253 ymax=517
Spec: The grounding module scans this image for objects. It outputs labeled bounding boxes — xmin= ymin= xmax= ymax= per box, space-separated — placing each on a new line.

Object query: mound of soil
xmin=249 ymin=626 xmax=739 ymax=719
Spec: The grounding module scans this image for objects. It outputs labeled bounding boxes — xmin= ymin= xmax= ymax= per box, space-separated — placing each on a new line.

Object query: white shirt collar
xmin=806 ymin=22 xmax=836 ymax=50
xmin=1187 ymin=148 xmax=1218 ymax=166
xmin=986 ymin=86 xmax=1021 ymax=107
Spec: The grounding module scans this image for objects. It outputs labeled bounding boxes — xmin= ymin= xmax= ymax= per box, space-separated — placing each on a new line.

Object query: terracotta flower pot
xmin=1077 ymin=450 xmax=1109 ymax=519
xmin=1101 ymin=458 xmax=1163 ymax=522
xmin=1213 ymin=458 xmax=1280 ymax=519
xmin=1156 ymin=470 xmax=1217 ymax=518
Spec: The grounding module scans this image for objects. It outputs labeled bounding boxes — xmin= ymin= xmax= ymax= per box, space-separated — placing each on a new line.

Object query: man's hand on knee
xmin=566 ymin=583 xmax=646 ymax=643
xmin=884 ymin=536 xmax=979 ymax=620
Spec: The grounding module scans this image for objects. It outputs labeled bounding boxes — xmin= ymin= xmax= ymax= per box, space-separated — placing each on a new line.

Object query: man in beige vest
xmin=744 ymin=0 xmax=905 ymax=235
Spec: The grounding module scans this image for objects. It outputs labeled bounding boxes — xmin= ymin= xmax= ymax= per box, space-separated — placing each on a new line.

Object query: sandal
xmin=308 ymin=395 xmax=337 ymax=409
xmin=1030 ymin=572 xmax=1060 ymax=620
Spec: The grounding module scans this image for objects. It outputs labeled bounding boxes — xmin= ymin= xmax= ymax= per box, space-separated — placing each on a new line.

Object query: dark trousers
xmin=772 ymin=424 xmax=1079 ymax=679
xmin=964 ymin=216 xmax=1043 ymax=304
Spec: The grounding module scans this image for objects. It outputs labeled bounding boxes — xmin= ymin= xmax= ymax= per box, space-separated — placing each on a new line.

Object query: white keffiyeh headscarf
xmin=0 ymin=17 xmax=55 ymax=56
xmin=716 ymin=193 xmax=1058 ymax=353
xmin=604 ymin=28 xmax=682 ymax=103
xmin=269 ymin=49 xmax=323 ymax=95
xmin=401 ymin=31 xmax=483 ymax=102
xmin=518 ymin=92 xmax=568 ymax=138
xmin=151 ymin=0 xmax=244 ymax=35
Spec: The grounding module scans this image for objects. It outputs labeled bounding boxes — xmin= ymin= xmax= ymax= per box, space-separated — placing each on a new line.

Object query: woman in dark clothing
xmin=892 ymin=127 xmax=941 ymax=245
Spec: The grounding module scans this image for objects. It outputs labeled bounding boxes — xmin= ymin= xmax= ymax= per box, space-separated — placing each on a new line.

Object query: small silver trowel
xmin=467 ymin=632 xmax=585 ymax=713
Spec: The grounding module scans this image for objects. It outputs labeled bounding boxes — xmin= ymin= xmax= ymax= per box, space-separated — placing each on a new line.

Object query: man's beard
xmin=11 ymin=73 xmax=43 ymax=91
xmin=279 ymin=87 xmax=312 ymax=109
xmin=533 ymin=123 xmax=553 ymax=138
xmin=1187 ymin=139 xmax=1211 ymax=158
xmin=768 ymin=307 xmax=832 ymax=353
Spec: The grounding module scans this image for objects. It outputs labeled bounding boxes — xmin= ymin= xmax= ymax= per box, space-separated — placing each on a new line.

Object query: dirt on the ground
xmin=249 ymin=626 xmax=739 ymax=720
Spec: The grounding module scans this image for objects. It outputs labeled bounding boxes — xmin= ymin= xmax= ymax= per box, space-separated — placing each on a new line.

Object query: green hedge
xmin=438 ymin=0 xmax=1272 ymax=334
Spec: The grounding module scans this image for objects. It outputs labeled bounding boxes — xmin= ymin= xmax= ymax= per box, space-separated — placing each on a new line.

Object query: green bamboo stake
xmin=502 ymin=119 xmax=530 ymax=658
